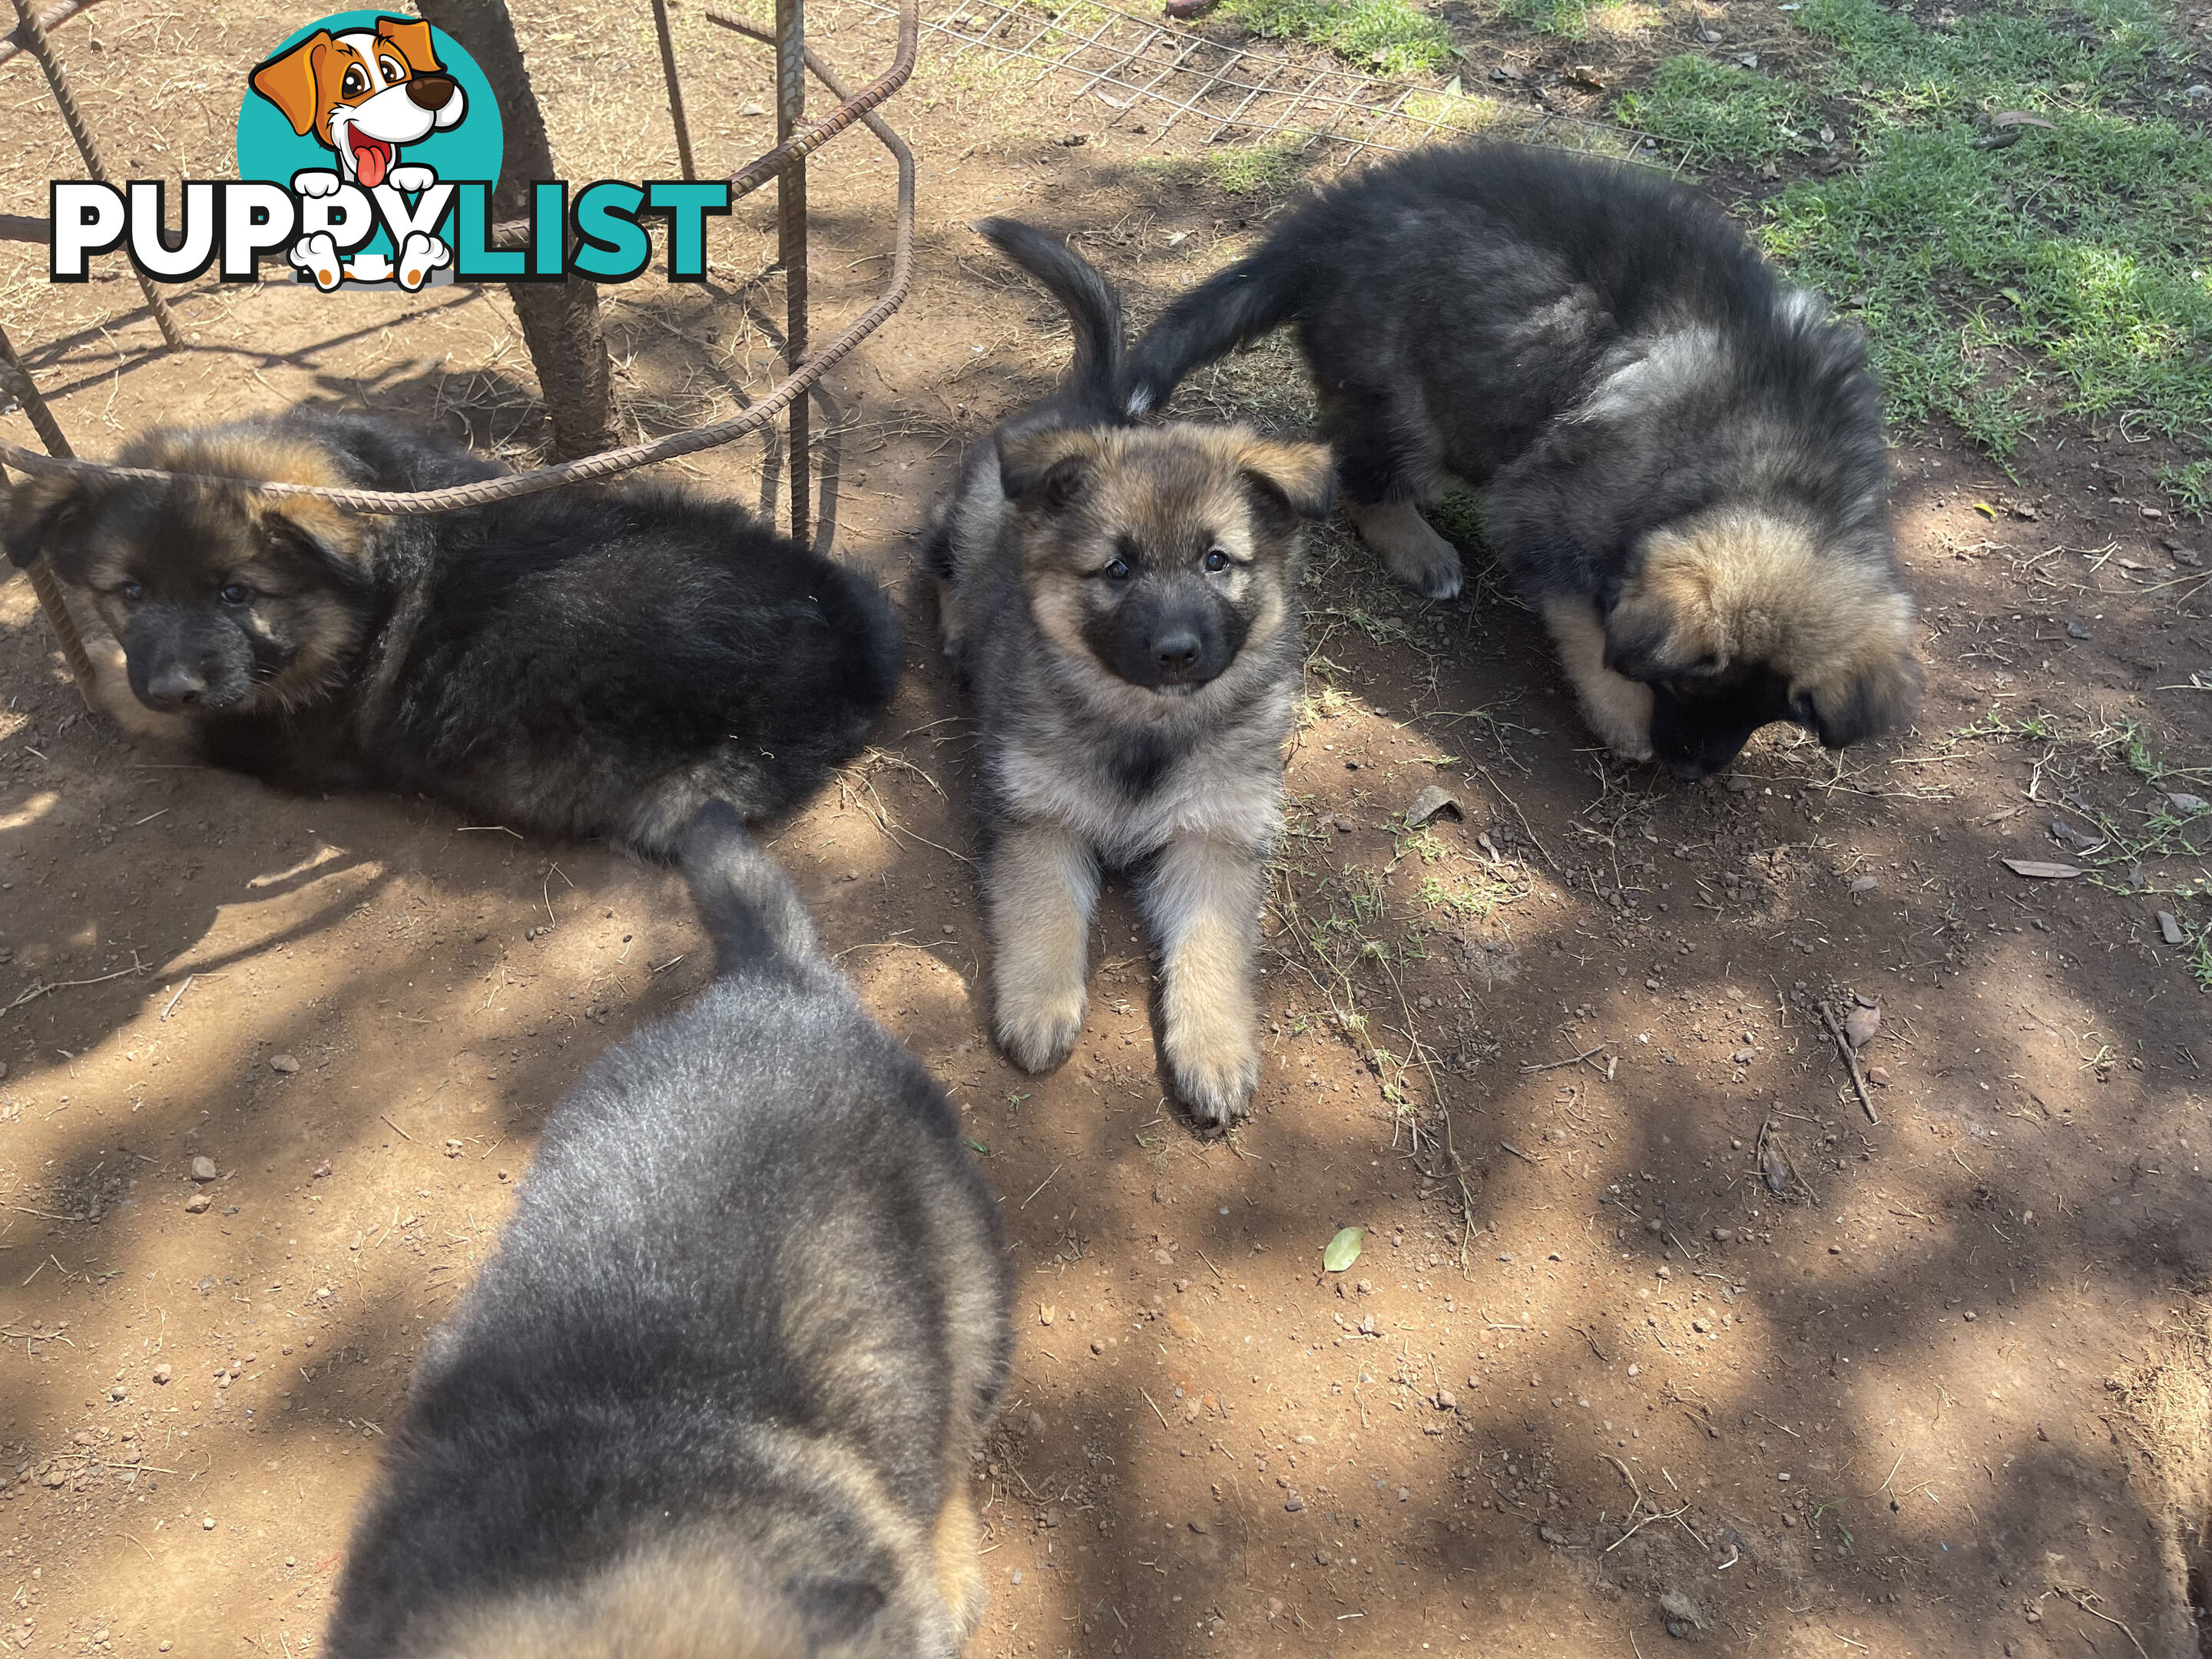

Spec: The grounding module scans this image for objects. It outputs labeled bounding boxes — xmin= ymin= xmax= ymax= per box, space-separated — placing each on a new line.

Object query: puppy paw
xmin=290 ymin=169 xmax=343 ymax=200
xmin=1388 ymin=531 xmax=1464 ymax=601
xmin=289 ymin=231 xmax=343 ymax=291
xmin=993 ymin=988 xmax=1087 ymax=1074
xmin=386 ymin=164 xmax=438 ymax=193
xmin=1167 ymin=1026 xmax=1259 ymax=1128
xmin=1581 ymin=676 xmax=1657 ymax=763
xmin=1349 ymin=500 xmax=1464 ymax=601
xmin=396 ymin=233 xmax=452 ymax=291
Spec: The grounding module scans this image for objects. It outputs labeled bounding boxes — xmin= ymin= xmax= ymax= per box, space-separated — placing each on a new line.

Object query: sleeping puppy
xmin=4 ymin=410 xmax=899 ymax=856
xmin=1122 ymin=142 xmax=1919 ymax=779
xmin=926 ymin=220 xmax=1333 ymax=1128
xmin=325 ymin=802 xmax=1012 ymax=1657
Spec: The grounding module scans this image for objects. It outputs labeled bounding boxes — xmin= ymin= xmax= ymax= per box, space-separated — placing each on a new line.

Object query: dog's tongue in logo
xmin=348 ymin=130 xmax=392 ymax=187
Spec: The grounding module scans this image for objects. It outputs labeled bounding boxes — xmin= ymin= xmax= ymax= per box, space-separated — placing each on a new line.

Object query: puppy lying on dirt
xmin=5 ymin=409 xmax=899 ymax=855
xmin=926 ymin=219 xmax=1333 ymax=1128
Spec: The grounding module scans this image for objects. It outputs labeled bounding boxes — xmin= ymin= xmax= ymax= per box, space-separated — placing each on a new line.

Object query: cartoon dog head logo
xmin=249 ymin=16 xmax=465 ymax=190
xmin=234 ymin=10 xmax=501 ymax=292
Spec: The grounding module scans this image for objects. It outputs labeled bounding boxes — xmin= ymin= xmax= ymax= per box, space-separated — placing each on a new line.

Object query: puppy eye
xmin=341 ymin=66 xmax=367 ymax=96
xmin=118 ymin=581 xmax=144 ymax=602
xmin=1101 ymin=558 xmax=1131 ymax=581
xmin=380 ymin=55 xmax=406 ymax=81
xmin=1204 ymin=549 xmax=1230 ymax=573
xmin=218 ymin=582 xmax=254 ymax=606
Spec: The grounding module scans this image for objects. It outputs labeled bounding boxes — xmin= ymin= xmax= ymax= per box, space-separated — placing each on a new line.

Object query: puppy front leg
xmin=1541 ymin=597 xmax=1654 ymax=763
xmin=985 ymin=820 xmax=1098 ymax=1072
xmin=1346 ymin=499 xmax=1463 ymax=602
xmin=1141 ymin=833 xmax=1266 ymax=1128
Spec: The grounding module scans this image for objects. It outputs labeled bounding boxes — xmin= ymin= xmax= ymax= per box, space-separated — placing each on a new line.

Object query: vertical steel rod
xmin=0 ymin=321 xmax=96 ymax=706
xmin=649 ymin=0 xmax=697 ymax=180
xmin=8 ymin=0 xmax=183 ymax=353
xmin=775 ymin=0 xmax=809 ymax=548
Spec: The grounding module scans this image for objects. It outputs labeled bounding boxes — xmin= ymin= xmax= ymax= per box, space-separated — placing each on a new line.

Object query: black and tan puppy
xmin=1123 ymin=143 xmax=1919 ymax=779
xmin=926 ymin=220 xmax=1333 ymax=1128
xmin=326 ymin=801 xmax=1012 ymax=1657
xmin=3 ymin=411 xmax=899 ymax=855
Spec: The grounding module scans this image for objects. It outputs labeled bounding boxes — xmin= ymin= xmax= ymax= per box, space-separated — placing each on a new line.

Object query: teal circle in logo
xmin=235 ymin=12 xmax=503 ymax=276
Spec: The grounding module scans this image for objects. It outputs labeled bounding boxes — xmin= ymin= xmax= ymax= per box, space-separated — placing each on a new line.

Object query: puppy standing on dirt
xmin=1123 ymin=144 xmax=1919 ymax=779
xmin=325 ymin=802 xmax=1012 ymax=1657
xmin=926 ymin=220 xmax=1334 ymax=1128
xmin=4 ymin=409 xmax=899 ymax=857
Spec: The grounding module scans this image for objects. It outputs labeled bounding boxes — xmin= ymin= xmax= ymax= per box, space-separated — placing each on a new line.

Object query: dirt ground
xmin=4 ymin=2 xmax=2212 ymax=1656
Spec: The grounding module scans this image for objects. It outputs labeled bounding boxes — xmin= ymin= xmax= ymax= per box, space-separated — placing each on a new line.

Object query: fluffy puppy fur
xmin=925 ymin=220 xmax=1333 ymax=1127
xmin=3 ymin=410 xmax=899 ymax=855
xmin=1122 ymin=142 xmax=1919 ymax=778
xmin=325 ymin=801 xmax=1012 ymax=1657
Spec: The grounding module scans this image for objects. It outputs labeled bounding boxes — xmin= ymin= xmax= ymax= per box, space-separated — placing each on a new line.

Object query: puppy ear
xmin=249 ymin=32 xmax=331 ymax=137
xmin=255 ymin=498 xmax=372 ymax=588
xmin=1232 ymin=436 xmax=1336 ymax=522
xmin=1604 ymin=570 xmax=1724 ymax=682
xmin=1794 ymin=651 xmax=1920 ymax=750
xmin=998 ymin=428 xmax=1100 ymax=513
xmin=3 ymin=471 xmax=95 ymax=573
xmin=374 ymin=15 xmax=444 ymax=75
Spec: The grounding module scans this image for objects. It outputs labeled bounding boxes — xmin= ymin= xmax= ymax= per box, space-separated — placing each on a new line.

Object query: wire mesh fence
xmin=850 ymin=0 xmax=1696 ymax=172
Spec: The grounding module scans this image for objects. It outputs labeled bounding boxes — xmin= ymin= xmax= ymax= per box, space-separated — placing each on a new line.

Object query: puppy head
xmin=1604 ymin=505 xmax=1919 ymax=778
xmin=996 ymin=422 xmax=1333 ymax=699
xmin=5 ymin=431 xmax=374 ymax=717
xmin=249 ymin=17 xmax=463 ymax=182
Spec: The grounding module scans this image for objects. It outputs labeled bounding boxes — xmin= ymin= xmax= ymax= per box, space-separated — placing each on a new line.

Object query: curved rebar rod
xmin=0 ymin=0 xmax=920 ymax=516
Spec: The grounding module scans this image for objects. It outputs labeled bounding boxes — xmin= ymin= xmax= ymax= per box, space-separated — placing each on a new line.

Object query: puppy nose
xmin=406 ymin=73 xmax=455 ymax=109
xmin=1152 ymin=629 xmax=1200 ymax=674
xmin=147 ymin=664 xmax=207 ymax=707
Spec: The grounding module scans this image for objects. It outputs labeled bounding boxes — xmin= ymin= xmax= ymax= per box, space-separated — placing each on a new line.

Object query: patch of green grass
xmin=1219 ymin=0 xmax=1452 ymax=75
xmin=1426 ymin=487 xmax=1487 ymax=550
xmin=1500 ymin=0 xmax=1596 ymax=38
xmin=2160 ymin=458 xmax=2212 ymax=520
xmin=1745 ymin=0 xmax=2212 ymax=459
xmin=1135 ymin=143 xmax=1306 ymax=197
xmin=1615 ymin=55 xmax=1821 ymax=161
xmin=1210 ymin=143 xmax=1306 ymax=195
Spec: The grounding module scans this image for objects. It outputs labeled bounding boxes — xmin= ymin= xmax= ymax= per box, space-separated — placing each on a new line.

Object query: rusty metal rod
xmin=0 ymin=321 xmax=96 ymax=706
xmin=649 ymin=0 xmax=698 ymax=180
xmin=0 ymin=0 xmax=98 ymax=68
xmin=774 ymin=0 xmax=808 ymax=547
xmin=8 ymin=0 xmax=183 ymax=352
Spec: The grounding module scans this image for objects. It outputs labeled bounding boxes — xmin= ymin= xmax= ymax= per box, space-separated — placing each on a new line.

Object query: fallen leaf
xmin=2002 ymin=859 xmax=2082 ymax=879
xmin=1844 ymin=1005 xmax=1880 ymax=1049
xmin=1323 ymin=1227 xmax=1365 ymax=1273
xmin=1406 ymin=784 xmax=1462 ymax=827
xmin=1972 ymin=501 xmax=1998 ymax=519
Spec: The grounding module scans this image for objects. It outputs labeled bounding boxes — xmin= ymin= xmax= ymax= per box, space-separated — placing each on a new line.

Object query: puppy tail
xmin=677 ymin=801 xmax=822 ymax=972
xmin=975 ymin=218 xmax=1125 ymax=422
xmin=1121 ymin=243 xmax=1303 ymax=417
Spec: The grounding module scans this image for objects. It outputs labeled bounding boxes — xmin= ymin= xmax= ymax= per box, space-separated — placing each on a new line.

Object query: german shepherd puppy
xmin=326 ymin=801 xmax=1012 ymax=1657
xmin=3 ymin=411 xmax=899 ymax=855
xmin=1122 ymin=144 xmax=1919 ymax=779
xmin=926 ymin=220 xmax=1333 ymax=1128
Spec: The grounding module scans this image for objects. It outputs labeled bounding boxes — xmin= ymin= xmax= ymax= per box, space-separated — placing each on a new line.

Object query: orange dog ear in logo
xmin=249 ymin=30 xmax=333 ymax=137
xmin=373 ymin=15 xmax=444 ymax=75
